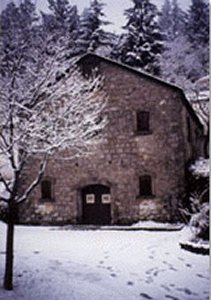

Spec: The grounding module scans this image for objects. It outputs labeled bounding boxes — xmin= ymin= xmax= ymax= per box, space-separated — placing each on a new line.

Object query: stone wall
xmin=18 ymin=55 xmax=202 ymax=225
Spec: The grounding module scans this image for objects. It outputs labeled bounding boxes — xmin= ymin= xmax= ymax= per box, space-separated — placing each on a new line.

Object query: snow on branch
xmin=0 ymin=45 xmax=107 ymax=204
xmin=1 ymin=67 xmax=107 ymax=157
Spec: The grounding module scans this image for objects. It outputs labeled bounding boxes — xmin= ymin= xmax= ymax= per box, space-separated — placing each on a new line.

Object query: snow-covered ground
xmin=0 ymin=222 xmax=209 ymax=300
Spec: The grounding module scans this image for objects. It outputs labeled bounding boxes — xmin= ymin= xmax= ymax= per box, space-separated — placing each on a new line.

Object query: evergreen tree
xmin=159 ymin=0 xmax=209 ymax=92
xmin=171 ymin=0 xmax=187 ymax=39
xmin=160 ymin=36 xmax=204 ymax=91
xmin=159 ymin=0 xmax=187 ymax=41
xmin=113 ymin=0 xmax=163 ymax=75
xmin=42 ymin=0 xmax=79 ymax=35
xmin=158 ymin=0 xmax=172 ymax=40
xmin=41 ymin=0 xmax=79 ymax=58
xmin=186 ymin=0 xmax=209 ymax=46
xmin=0 ymin=0 xmax=40 ymax=77
xmin=75 ymin=0 xmax=110 ymax=55
xmin=186 ymin=0 xmax=209 ymax=76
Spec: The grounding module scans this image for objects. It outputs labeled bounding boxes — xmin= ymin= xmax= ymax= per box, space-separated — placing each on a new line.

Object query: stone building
xmin=18 ymin=54 xmax=203 ymax=225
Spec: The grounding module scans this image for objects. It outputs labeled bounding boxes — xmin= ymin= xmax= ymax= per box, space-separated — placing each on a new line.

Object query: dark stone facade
xmin=18 ymin=54 xmax=203 ymax=225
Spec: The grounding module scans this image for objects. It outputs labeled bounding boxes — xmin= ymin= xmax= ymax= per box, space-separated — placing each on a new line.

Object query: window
xmin=139 ymin=175 xmax=152 ymax=196
xmin=41 ymin=179 xmax=53 ymax=201
xmin=137 ymin=111 xmax=150 ymax=133
xmin=86 ymin=194 xmax=95 ymax=204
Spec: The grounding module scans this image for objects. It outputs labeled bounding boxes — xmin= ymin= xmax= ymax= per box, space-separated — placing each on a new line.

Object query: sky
xmin=0 ymin=0 xmax=191 ymax=33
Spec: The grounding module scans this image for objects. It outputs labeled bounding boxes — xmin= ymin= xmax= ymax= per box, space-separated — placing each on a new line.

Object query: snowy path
xmin=0 ymin=222 xmax=209 ymax=300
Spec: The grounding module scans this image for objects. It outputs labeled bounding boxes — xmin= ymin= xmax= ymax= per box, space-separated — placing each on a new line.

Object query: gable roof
xmin=77 ymin=53 xmax=204 ymax=131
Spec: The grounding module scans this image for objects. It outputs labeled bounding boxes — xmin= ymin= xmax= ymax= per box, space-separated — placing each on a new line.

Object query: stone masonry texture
xmin=18 ymin=54 xmax=203 ymax=225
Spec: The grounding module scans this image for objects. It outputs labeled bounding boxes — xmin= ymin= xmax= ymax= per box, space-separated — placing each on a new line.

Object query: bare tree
xmin=0 ymin=44 xmax=107 ymax=289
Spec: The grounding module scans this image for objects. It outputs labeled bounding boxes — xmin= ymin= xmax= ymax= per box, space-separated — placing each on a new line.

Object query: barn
xmin=18 ymin=53 xmax=204 ymax=225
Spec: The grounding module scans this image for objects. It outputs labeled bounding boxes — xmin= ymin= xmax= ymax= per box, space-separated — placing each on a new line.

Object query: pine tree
xmin=159 ymin=0 xmax=187 ymax=41
xmin=159 ymin=36 xmax=204 ymax=91
xmin=41 ymin=0 xmax=79 ymax=58
xmin=75 ymin=0 xmax=110 ymax=55
xmin=42 ymin=0 xmax=79 ymax=35
xmin=171 ymin=0 xmax=187 ymax=39
xmin=158 ymin=0 xmax=172 ymax=40
xmin=187 ymin=0 xmax=209 ymax=46
xmin=0 ymin=0 xmax=39 ymax=77
xmin=114 ymin=0 xmax=163 ymax=75
xmin=186 ymin=0 xmax=209 ymax=76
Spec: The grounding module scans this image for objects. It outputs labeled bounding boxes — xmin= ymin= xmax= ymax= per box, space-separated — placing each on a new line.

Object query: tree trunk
xmin=3 ymin=206 xmax=15 ymax=290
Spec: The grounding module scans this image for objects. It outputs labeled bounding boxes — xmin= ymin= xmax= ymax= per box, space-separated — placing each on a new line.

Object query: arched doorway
xmin=81 ymin=184 xmax=111 ymax=225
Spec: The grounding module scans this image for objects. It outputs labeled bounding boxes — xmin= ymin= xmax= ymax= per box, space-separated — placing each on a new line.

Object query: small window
xmin=86 ymin=194 xmax=95 ymax=204
xmin=137 ymin=111 xmax=150 ymax=133
xmin=102 ymin=194 xmax=111 ymax=204
xmin=139 ymin=175 xmax=152 ymax=196
xmin=41 ymin=179 xmax=53 ymax=201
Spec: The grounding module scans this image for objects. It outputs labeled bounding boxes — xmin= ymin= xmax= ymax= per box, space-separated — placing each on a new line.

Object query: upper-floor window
xmin=41 ymin=178 xmax=54 ymax=202
xmin=136 ymin=111 xmax=150 ymax=134
xmin=139 ymin=175 xmax=152 ymax=196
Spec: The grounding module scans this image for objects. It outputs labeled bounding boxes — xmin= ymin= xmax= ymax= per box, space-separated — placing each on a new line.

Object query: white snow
xmin=131 ymin=220 xmax=183 ymax=229
xmin=189 ymin=158 xmax=209 ymax=178
xmin=0 ymin=222 xmax=209 ymax=300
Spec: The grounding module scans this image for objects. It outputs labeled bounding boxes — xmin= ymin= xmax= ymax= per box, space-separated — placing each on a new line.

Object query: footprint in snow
xmin=176 ymin=287 xmax=196 ymax=295
xmin=186 ymin=263 xmax=192 ymax=268
xmin=127 ymin=281 xmax=134 ymax=286
xmin=196 ymin=273 xmax=209 ymax=279
xmin=140 ymin=292 xmax=153 ymax=299
xmin=145 ymin=268 xmax=154 ymax=275
xmin=177 ymin=257 xmax=184 ymax=261
xmin=169 ymin=283 xmax=175 ymax=287
xmin=145 ymin=276 xmax=153 ymax=284
xmin=169 ymin=266 xmax=178 ymax=271
xmin=161 ymin=284 xmax=171 ymax=292
xmin=165 ymin=295 xmax=179 ymax=300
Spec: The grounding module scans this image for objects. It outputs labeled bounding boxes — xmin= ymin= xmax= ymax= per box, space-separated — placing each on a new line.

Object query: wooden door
xmin=81 ymin=185 xmax=111 ymax=225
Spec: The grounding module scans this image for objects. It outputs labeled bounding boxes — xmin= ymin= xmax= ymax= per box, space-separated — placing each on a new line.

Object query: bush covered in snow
xmin=187 ymin=158 xmax=209 ymax=242
xmin=189 ymin=158 xmax=209 ymax=178
xmin=189 ymin=200 xmax=209 ymax=241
